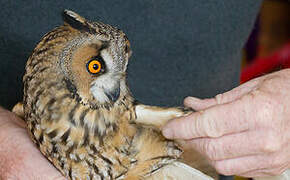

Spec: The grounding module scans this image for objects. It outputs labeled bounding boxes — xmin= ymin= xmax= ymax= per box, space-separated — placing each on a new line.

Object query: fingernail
xmin=162 ymin=127 xmax=173 ymax=139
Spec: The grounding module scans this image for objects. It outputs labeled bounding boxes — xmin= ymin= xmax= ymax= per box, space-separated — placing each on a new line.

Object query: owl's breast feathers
xmin=23 ymin=73 xmax=180 ymax=179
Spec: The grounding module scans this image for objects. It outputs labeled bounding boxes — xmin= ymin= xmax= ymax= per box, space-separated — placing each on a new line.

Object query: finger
xmin=237 ymin=164 xmax=290 ymax=178
xmin=211 ymin=155 xmax=271 ymax=176
xmin=212 ymin=151 xmax=289 ymax=177
xmin=184 ymin=130 xmax=277 ymax=161
xmin=163 ymin=94 xmax=253 ymax=139
xmin=184 ymin=78 xmax=260 ymax=111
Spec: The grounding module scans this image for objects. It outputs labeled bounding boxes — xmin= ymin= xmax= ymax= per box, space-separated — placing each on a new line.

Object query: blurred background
xmin=240 ymin=0 xmax=290 ymax=84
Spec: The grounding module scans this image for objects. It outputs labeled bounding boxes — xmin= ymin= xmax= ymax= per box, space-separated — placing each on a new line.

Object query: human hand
xmin=0 ymin=107 xmax=65 ymax=180
xmin=162 ymin=69 xmax=290 ymax=177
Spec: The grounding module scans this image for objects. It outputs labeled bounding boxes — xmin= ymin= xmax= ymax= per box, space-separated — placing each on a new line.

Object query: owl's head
xmin=46 ymin=10 xmax=133 ymax=108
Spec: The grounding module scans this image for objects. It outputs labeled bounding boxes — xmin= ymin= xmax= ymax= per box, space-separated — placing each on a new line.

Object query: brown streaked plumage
xmin=13 ymin=10 xmax=212 ymax=180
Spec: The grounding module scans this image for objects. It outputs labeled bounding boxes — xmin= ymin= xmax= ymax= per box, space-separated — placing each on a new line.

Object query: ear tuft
xmin=62 ymin=9 xmax=92 ymax=33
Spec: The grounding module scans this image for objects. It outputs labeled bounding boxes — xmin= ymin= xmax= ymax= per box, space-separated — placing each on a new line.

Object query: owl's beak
xmin=105 ymin=86 xmax=120 ymax=102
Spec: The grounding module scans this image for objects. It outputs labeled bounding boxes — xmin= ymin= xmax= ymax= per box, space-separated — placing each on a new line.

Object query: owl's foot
xmin=12 ymin=102 xmax=24 ymax=119
xmin=134 ymin=104 xmax=193 ymax=129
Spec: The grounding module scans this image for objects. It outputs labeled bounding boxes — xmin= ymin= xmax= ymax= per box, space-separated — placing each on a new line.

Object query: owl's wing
xmin=146 ymin=161 xmax=214 ymax=180
xmin=12 ymin=102 xmax=24 ymax=119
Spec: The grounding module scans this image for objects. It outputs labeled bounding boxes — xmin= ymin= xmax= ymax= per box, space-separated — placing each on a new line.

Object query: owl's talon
xmin=12 ymin=102 xmax=24 ymax=119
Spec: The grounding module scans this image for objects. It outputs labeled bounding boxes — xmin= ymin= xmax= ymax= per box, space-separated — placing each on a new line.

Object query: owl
xmin=12 ymin=10 xmax=213 ymax=180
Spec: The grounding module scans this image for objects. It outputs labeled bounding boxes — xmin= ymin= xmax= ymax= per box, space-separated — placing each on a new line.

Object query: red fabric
xmin=241 ymin=42 xmax=290 ymax=83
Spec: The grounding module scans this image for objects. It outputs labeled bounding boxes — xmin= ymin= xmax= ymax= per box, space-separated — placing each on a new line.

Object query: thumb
xmin=184 ymin=78 xmax=261 ymax=111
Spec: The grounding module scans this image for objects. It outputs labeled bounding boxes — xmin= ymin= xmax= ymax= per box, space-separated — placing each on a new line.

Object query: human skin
xmin=0 ymin=108 xmax=65 ymax=180
xmin=162 ymin=69 xmax=290 ymax=177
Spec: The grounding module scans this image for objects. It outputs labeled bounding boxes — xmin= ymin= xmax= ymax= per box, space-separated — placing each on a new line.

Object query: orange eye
xmin=87 ymin=59 xmax=102 ymax=74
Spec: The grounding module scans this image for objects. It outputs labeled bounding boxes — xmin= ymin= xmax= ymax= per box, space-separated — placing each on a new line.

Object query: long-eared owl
xmin=13 ymin=10 xmax=213 ymax=180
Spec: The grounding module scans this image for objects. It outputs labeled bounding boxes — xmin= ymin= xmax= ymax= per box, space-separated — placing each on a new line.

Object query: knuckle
xmin=262 ymin=131 xmax=282 ymax=153
xmin=202 ymin=118 xmax=222 ymax=138
xmin=205 ymin=140 xmax=218 ymax=161
xmin=206 ymin=129 xmax=223 ymax=138
xmin=256 ymin=98 xmax=275 ymax=122
xmin=214 ymin=94 xmax=224 ymax=105
xmin=263 ymin=140 xmax=281 ymax=153
xmin=255 ymin=92 xmax=284 ymax=127
xmin=198 ymin=108 xmax=225 ymax=138
xmin=195 ymin=112 xmax=214 ymax=137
